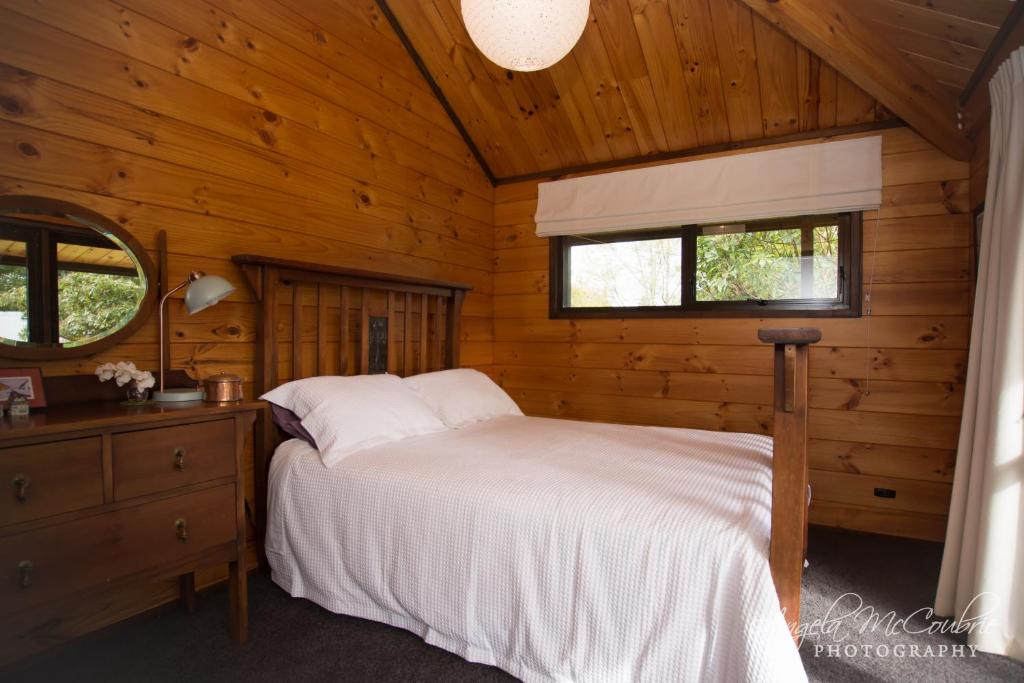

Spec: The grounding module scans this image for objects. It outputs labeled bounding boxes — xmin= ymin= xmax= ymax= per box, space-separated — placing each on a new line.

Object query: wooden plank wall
xmin=0 ymin=0 xmax=494 ymax=385
xmin=492 ymin=127 xmax=970 ymax=542
xmin=0 ymin=0 xmax=492 ymax=652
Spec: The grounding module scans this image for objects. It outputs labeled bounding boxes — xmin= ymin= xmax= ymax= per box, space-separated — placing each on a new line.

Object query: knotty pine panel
xmin=492 ymin=127 xmax=969 ymax=541
xmin=387 ymin=0 xmax=896 ymax=178
xmin=492 ymin=316 xmax=970 ymax=349
xmin=0 ymin=0 xmax=470 ymax=169
xmin=0 ymin=6 xmax=484 ymax=199
xmin=489 ymin=284 xmax=972 ymax=318
xmin=810 ymin=501 xmax=948 ymax=542
xmin=496 ymin=366 xmax=964 ymax=417
xmin=0 ymin=123 xmax=492 ymax=275
xmin=808 ymin=439 xmax=955 ymax=484
xmin=752 ymin=12 xmax=801 ymax=136
xmin=0 ymin=0 xmax=492 ymax=656
xmin=0 ymin=67 xmax=492 ymax=229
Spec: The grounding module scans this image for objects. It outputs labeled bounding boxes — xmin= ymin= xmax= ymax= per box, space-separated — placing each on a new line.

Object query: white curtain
xmin=935 ymin=46 xmax=1024 ymax=660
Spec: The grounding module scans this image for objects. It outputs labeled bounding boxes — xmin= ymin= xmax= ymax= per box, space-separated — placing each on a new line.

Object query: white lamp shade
xmin=461 ymin=0 xmax=590 ymax=72
xmin=184 ymin=275 xmax=235 ymax=314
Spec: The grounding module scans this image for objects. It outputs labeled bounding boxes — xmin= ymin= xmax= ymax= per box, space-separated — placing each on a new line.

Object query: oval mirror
xmin=0 ymin=196 xmax=157 ymax=360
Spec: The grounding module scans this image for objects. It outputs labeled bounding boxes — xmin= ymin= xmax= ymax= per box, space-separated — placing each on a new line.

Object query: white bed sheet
xmin=267 ymin=415 xmax=805 ymax=683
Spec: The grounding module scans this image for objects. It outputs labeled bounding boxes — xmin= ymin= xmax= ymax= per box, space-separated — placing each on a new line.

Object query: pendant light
xmin=461 ymin=0 xmax=590 ymax=72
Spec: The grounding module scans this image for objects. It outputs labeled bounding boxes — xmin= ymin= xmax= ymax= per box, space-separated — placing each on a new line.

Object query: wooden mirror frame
xmin=0 ymin=195 xmax=157 ymax=360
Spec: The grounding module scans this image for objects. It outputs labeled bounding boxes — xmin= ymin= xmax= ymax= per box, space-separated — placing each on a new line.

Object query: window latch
xmin=746 ymin=298 xmax=768 ymax=306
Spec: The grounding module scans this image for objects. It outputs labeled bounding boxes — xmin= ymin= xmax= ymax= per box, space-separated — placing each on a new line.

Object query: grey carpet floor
xmin=5 ymin=526 xmax=1023 ymax=682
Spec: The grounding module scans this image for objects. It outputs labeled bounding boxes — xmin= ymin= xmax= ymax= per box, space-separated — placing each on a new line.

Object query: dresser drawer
xmin=0 ymin=437 xmax=103 ymax=527
xmin=0 ymin=483 xmax=236 ymax=613
xmin=112 ymin=419 xmax=235 ymax=500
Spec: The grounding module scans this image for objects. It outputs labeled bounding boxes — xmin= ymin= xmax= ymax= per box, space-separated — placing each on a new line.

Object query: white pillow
xmin=261 ymin=374 xmax=447 ymax=467
xmin=404 ymin=369 xmax=523 ymax=428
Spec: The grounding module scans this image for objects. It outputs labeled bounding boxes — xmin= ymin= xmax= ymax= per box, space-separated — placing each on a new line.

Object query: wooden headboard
xmin=232 ymin=255 xmax=472 ymax=559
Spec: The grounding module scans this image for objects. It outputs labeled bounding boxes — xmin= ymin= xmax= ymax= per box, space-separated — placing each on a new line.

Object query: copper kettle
xmin=204 ymin=372 xmax=243 ymax=402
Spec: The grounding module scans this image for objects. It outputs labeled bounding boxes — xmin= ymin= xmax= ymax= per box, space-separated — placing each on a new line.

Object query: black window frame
xmin=549 ymin=212 xmax=862 ymax=319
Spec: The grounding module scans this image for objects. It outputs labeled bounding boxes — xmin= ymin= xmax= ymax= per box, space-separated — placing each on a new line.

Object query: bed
xmin=232 ymin=255 xmax=818 ymax=682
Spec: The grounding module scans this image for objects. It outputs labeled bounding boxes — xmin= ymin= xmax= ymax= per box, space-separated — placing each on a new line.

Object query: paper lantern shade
xmin=461 ymin=0 xmax=590 ymax=72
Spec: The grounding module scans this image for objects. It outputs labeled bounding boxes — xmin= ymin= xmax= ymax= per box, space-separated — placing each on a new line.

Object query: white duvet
xmin=267 ymin=415 xmax=805 ymax=682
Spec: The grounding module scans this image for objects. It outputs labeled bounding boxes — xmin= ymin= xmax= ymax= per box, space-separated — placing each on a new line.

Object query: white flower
xmin=97 ymin=361 xmax=152 ymax=388
xmin=113 ymin=361 xmax=137 ymax=387
xmin=95 ymin=362 xmax=116 ymax=382
xmin=131 ymin=370 xmax=155 ymax=390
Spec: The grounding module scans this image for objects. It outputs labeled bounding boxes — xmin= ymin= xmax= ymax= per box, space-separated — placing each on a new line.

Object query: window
xmin=55 ymin=241 xmax=145 ymax=346
xmin=0 ymin=255 xmax=28 ymax=342
xmin=550 ymin=213 xmax=861 ymax=318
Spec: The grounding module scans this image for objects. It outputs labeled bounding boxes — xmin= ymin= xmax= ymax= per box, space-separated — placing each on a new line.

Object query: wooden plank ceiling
xmin=0 ymin=239 xmax=135 ymax=270
xmin=846 ymin=0 xmax=1014 ymax=98
xmin=384 ymin=0 xmax=1014 ymax=182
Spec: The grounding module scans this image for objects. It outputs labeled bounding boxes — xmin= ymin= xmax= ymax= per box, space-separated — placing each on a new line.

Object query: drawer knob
xmin=18 ymin=560 xmax=33 ymax=588
xmin=175 ymin=518 xmax=189 ymax=542
xmin=174 ymin=448 xmax=186 ymax=470
xmin=12 ymin=474 xmax=29 ymax=503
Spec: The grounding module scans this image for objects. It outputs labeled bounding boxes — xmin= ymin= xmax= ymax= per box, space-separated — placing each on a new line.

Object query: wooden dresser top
xmin=0 ymin=400 xmax=264 ymax=441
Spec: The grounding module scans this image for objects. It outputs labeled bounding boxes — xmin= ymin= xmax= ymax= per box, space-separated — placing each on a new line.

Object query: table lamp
xmin=153 ymin=271 xmax=235 ymax=402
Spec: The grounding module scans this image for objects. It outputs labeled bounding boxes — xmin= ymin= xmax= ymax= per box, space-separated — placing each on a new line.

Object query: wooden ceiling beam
xmin=736 ymin=0 xmax=971 ymax=161
xmin=960 ymin=1 xmax=1024 ymax=136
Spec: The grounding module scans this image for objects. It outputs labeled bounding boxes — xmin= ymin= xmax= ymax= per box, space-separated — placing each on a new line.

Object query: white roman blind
xmin=535 ymin=136 xmax=883 ymax=237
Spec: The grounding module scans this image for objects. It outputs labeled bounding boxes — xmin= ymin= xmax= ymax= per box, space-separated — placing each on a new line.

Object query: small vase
xmin=124 ymin=381 xmax=151 ymax=405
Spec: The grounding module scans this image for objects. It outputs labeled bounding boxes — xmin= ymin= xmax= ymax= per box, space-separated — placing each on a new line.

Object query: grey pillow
xmin=269 ymin=403 xmax=318 ymax=450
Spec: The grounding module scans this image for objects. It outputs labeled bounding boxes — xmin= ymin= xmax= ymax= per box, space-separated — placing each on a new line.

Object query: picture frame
xmin=0 ymin=367 xmax=47 ymax=408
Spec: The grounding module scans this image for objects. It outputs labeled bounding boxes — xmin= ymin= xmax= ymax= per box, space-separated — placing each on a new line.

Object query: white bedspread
xmin=267 ymin=415 xmax=805 ymax=682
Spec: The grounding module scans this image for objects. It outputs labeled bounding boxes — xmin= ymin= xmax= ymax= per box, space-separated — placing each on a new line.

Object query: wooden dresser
xmin=0 ymin=398 xmax=261 ymax=662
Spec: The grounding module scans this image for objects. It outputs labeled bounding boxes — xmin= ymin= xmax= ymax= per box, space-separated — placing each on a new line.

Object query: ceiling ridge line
xmin=375 ymin=0 xmax=498 ymax=187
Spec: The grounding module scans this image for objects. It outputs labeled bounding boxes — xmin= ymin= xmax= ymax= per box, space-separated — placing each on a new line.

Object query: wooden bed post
xmin=251 ymin=264 xmax=278 ymax=570
xmin=758 ymin=327 xmax=821 ymax=639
